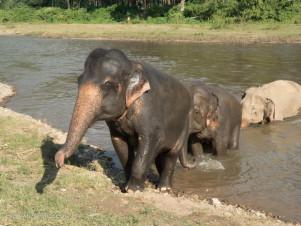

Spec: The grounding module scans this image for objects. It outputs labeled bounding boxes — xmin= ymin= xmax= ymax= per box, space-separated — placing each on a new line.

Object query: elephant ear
xmin=263 ymin=98 xmax=275 ymax=123
xmin=126 ymin=63 xmax=150 ymax=107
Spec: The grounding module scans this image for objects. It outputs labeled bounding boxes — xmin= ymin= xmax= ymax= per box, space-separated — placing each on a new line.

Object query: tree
xmin=180 ymin=0 xmax=185 ymax=12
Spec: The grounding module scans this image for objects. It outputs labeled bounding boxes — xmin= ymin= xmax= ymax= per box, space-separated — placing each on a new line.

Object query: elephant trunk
xmin=55 ymin=83 xmax=101 ymax=167
xmin=179 ymin=145 xmax=198 ymax=169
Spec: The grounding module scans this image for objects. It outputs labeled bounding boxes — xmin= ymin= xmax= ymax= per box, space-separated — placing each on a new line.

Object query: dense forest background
xmin=0 ymin=0 xmax=301 ymax=24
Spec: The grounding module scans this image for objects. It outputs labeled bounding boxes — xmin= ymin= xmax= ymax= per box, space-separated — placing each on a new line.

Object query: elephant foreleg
xmin=111 ymin=136 xmax=133 ymax=180
xmin=126 ymin=136 xmax=159 ymax=192
xmin=156 ymin=152 xmax=178 ymax=191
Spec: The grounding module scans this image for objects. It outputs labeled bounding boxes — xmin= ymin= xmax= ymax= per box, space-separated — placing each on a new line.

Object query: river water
xmin=1 ymin=36 xmax=301 ymax=222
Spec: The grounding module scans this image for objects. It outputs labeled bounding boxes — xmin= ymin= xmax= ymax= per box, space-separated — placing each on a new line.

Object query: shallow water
xmin=1 ymin=36 xmax=301 ymax=222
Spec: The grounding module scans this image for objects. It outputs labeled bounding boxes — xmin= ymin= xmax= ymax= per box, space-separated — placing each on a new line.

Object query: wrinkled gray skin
xmin=181 ymin=81 xmax=242 ymax=167
xmin=54 ymin=48 xmax=192 ymax=191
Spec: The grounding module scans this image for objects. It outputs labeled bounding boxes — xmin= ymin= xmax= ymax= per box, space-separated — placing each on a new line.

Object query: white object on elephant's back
xmin=242 ymin=80 xmax=301 ymax=123
xmin=199 ymin=157 xmax=225 ymax=171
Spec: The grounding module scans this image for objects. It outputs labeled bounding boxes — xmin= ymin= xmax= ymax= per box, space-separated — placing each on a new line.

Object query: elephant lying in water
xmin=180 ymin=80 xmax=242 ymax=168
xmin=55 ymin=48 xmax=192 ymax=191
xmin=241 ymin=80 xmax=301 ymax=128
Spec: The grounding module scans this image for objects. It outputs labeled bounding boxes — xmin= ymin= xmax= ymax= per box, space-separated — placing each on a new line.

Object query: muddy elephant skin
xmin=54 ymin=48 xmax=192 ymax=191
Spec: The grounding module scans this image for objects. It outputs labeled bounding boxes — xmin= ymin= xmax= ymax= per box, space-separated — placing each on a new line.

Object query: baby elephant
xmin=181 ymin=81 xmax=242 ymax=166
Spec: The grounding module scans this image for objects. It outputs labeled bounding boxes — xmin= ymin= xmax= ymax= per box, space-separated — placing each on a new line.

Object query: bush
xmin=110 ymin=4 xmax=141 ymax=22
xmin=6 ymin=5 xmax=36 ymax=22
xmin=35 ymin=7 xmax=66 ymax=22
xmin=64 ymin=8 xmax=90 ymax=22
xmin=182 ymin=0 xmax=300 ymax=23
xmin=184 ymin=1 xmax=217 ymax=20
xmin=0 ymin=10 xmax=9 ymax=22
xmin=90 ymin=5 xmax=116 ymax=23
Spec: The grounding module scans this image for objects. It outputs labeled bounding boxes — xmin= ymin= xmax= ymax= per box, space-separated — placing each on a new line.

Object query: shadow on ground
xmin=35 ymin=136 xmax=125 ymax=194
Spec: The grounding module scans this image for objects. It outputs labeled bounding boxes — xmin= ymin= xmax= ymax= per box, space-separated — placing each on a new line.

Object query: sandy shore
xmin=0 ymin=23 xmax=301 ymax=43
xmin=0 ymin=81 xmax=298 ymax=225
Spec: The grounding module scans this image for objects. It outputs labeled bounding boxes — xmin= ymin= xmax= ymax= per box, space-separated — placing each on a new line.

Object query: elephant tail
xmin=179 ymin=145 xmax=198 ymax=169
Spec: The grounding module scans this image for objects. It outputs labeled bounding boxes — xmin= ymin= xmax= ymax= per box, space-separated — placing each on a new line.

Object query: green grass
xmin=0 ymin=113 xmax=202 ymax=225
xmin=1 ymin=22 xmax=300 ymax=44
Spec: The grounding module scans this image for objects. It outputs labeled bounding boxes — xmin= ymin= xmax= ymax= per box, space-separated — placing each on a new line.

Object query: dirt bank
xmin=1 ymin=23 xmax=301 ymax=44
xmin=0 ymin=82 xmax=298 ymax=225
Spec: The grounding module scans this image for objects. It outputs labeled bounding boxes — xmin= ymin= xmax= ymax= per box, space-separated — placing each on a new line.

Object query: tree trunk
xmin=66 ymin=0 xmax=70 ymax=9
xmin=180 ymin=0 xmax=185 ymax=12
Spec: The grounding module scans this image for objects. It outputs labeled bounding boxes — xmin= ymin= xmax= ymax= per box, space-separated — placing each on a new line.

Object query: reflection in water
xmin=1 ymin=36 xmax=301 ymax=222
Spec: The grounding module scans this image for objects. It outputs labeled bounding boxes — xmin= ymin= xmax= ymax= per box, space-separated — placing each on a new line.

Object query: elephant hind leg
xmin=229 ymin=126 xmax=240 ymax=150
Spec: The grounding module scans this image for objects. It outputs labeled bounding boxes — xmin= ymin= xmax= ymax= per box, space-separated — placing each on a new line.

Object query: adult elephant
xmin=241 ymin=80 xmax=301 ymax=128
xmin=54 ymin=48 xmax=192 ymax=192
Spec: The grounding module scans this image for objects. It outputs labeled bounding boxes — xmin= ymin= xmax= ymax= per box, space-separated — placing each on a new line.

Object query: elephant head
xmin=55 ymin=48 xmax=150 ymax=167
xmin=192 ymin=87 xmax=219 ymax=131
xmin=241 ymin=87 xmax=275 ymax=128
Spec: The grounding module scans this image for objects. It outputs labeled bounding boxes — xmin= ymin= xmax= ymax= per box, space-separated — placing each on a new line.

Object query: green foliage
xmin=35 ymin=7 xmax=69 ymax=22
xmin=4 ymin=5 xmax=37 ymax=22
xmin=184 ymin=1 xmax=217 ymax=20
xmin=291 ymin=3 xmax=301 ymax=24
xmin=167 ymin=5 xmax=186 ymax=23
xmin=0 ymin=0 xmax=301 ymax=24
xmin=0 ymin=6 xmax=93 ymax=23
xmin=183 ymin=0 xmax=301 ymax=23
xmin=90 ymin=5 xmax=116 ymax=23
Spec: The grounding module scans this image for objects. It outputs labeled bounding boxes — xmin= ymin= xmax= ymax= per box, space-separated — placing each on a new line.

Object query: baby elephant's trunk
xmin=179 ymin=146 xmax=198 ymax=169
